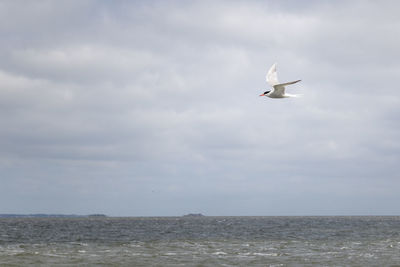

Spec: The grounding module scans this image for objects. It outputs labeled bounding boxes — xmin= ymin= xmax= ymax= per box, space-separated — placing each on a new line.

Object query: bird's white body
xmin=260 ymin=63 xmax=301 ymax=98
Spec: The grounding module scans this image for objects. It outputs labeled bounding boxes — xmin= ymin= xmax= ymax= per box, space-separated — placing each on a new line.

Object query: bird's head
xmin=259 ymin=90 xmax=270 ymax=96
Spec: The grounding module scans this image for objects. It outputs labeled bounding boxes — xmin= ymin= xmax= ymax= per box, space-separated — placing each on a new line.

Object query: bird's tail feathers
xmin=285 ymin=93 xmax=302 ymax=98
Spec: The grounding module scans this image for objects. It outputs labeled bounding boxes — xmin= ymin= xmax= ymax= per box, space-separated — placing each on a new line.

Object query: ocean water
xmin=1 ymin=216 xmax=400 ymax=266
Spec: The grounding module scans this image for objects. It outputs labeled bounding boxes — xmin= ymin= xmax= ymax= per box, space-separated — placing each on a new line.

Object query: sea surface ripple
xmin=1 ymin=216 xmax=400 ymax=266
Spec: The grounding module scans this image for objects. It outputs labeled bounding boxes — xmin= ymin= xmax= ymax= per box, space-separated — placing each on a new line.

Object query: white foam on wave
xmin=253 ymin=252 xmax=279 ymax=257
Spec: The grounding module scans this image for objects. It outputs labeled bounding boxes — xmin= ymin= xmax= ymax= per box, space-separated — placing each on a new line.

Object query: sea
xmin=1 ymin=216 xmax=400 ymax=266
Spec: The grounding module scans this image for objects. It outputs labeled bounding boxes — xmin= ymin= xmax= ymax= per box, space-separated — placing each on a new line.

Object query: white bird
xmin=259 ymin=63 xmax=301 ymax=98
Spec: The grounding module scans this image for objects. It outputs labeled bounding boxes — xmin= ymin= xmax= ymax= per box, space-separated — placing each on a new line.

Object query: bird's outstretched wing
xmin=272 ymin=84 xmax=286 ymax=96
xmin=276 ymin=80 xmax=301 ymax=86
xmin=272 ymin=80 xmax=301 ymax=97
xmin=266 ymin=63 xmax=279 ymax=87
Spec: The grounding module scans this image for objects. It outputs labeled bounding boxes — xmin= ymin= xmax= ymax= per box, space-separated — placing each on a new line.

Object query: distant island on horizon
xmin=0 ymin=214 xmax=107 ymax=218
xmin=182 ymin=213 xmax=205 ymax=217
xmin=0 ymin=214 xmax=208 ymax=218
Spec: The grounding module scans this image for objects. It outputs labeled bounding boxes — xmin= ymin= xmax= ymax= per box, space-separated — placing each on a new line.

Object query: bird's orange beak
xmin=259 ymin=93 xmax=265 ymax=96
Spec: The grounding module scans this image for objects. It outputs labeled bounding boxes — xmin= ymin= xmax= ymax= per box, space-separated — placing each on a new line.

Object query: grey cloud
xmin=0 ymin=1 xmax=399 ymax=215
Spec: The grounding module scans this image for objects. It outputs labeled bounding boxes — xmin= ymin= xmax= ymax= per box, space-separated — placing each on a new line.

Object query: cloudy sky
xmin=1 ymin=0 xmax=399 ymax=216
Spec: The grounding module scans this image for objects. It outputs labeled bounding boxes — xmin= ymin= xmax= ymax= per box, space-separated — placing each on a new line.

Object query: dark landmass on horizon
xmin=0 ymin=214 xmax=107 ymax=218
xmin=183 ymin=213 xmax=205 ymax=217
xmin=0 ymin=214 xmax=209 ymax=218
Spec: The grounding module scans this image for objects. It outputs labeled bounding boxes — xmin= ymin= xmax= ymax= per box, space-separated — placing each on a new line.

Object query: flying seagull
xmin=259 ymin=63 xmax=301 ymax=98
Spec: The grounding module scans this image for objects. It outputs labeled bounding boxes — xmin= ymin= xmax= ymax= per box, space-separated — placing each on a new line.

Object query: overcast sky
xmin=1 ymin=0 xmax=399 ymax=216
